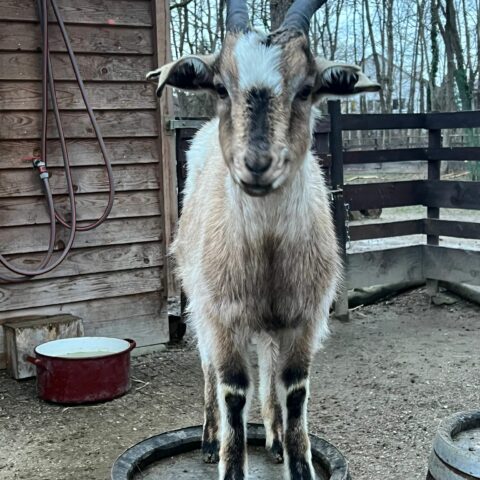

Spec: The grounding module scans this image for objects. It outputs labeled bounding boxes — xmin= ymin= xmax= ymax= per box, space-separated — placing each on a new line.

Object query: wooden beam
xmin=153 ymin=0 xmax=179 ymax=303
xmin=347 ymin=246 xmax=424 ymax=289
xmin=424 ymin=246 xmax=480 ymax=286
xmin=344 ymin=181 xmax=425 ymax=210
xmin=349 ymin=220 xmax=424 ymax=241
xmin=424 ymin=219 xmax=480 ymax=240
xmin=328 ymin=101 xmax=349 ymax=320
xmin=424 ymin=180 xmax=480 ymax=210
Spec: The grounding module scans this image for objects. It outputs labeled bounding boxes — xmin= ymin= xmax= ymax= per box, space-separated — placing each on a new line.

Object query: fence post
xmin=328 ymin=100 xmax=349 ymax=321
xmin=426 ymin=128 xmax=442 ymax=297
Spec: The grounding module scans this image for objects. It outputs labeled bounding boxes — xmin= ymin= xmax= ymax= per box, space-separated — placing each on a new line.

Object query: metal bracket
xmin=165 ymin=118 xmax=208 ymax=133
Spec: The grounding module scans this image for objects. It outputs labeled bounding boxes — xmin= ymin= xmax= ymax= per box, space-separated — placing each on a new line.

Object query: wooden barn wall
xmin=0 ymin=0 xmax=170 ymax=367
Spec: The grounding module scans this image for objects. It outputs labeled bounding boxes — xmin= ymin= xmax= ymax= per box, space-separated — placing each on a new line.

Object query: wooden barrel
xmin=427 ymin=411 xmax=480 ymax=480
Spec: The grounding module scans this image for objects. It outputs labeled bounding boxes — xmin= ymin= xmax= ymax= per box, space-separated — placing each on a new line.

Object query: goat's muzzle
xmin=232 ymin=147 xmax=290 ymax=197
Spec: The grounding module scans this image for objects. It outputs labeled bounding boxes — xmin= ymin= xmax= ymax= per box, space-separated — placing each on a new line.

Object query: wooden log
xmin=0 ymin=191 xmax=161 ymax=227
xmin=0 ymin=267 xmax=163 ymax=312
xmin=0 ymin=138 xmax=160 ymax=169
xmin=0 ymin=22 xmax=153 ymax=54
xmin=0 ymin=52 xmax=154 ymax=81
xmin=4 ymin=314 xmax=83 ymax=379
xmin=0 ymin=81 xmax=156 ymax=110
xmin=2 ymin=242 xmax=163 ymax=280
xmin=347 ymin=246 xmax=424 ymax=289
xmin=0 ymin=110 xmax=158 ymax=139
xmin=1 ymin=0 xmax=153 ymax=26
xmin=0 ymin=216 xmax=163 ymax=255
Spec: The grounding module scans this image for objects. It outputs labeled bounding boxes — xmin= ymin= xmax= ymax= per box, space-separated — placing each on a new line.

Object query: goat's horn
xmin=280 ymin=0 xmax=327 ymax=33
xmin=225 ymin=0 xmax=250 ymax=33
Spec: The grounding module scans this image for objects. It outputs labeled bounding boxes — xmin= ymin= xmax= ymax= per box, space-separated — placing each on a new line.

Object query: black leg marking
xmin=288 ymin=458 xmax=314 ymax=480
xmin=282 ymin=365 xmax=308 ymax=387
xmin=202 ymin=438 xmax=220 ymax=464
xmin=269 ymin=438 xmax=284 ymax=464
xmin=286 ymin=387 xmax=306 ymax=420
xmin=223 ymin=392 xmax=247 ymax=480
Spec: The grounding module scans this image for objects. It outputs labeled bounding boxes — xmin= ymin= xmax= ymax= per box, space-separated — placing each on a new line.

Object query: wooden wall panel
xmin=0 ymin=191 xmax=161 ymax=227
xmin=0 ymin=22 xmax=153 ymax=54
xmin=0 ymin=53 xmax=154 ymax=81
xmin=0 ymin=0 xmax=169 ymax=362
xmin=0 ymin=82 xmax=157 ymax=110
xmin=0 ymin=111 xmax=158 ymax=139
xmin=0 ymin=217 xmax=163 ymax=254
xmin=0 ymin=165 xmax=159 ymax=197
xmin=2 ymin=0 xmax=153 ymax=26
xmin=0 ymin=138 xmax=160 ymax=169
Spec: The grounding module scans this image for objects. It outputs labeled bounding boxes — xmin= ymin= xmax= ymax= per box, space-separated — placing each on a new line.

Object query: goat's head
xmin=148 ymin=0 xmax=380 ymax=197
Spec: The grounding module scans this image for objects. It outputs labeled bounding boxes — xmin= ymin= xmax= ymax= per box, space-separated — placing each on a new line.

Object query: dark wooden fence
xmin=173 ymin=103 xmax=480 ymax=320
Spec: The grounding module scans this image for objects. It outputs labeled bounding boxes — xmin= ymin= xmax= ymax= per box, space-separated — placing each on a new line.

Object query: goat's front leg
xmin=213 ymin=328 xmax=252 ymax=480
xmin=279 ymin=326 xmax=316 ymax=480
xmin=257 ymin=333 xmax=284 ymax=463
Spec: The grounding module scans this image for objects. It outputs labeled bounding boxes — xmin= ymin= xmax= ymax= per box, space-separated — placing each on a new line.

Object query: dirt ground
xmin=1 ymin=288 xmax=479 ymax=480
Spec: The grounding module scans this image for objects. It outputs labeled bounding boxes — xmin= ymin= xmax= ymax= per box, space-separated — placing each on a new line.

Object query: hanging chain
xmin=344 ymin=202 xmax=352 ymax=251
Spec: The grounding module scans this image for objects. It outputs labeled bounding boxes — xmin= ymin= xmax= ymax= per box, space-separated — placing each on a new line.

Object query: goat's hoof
xmin=202 ymin=440 xmax=220 ymax=464
xmin=268 ymin=439 xmax=284 ymax=463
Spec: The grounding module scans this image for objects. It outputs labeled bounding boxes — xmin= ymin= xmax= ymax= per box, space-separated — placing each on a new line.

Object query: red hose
xmin=0 ymin=0 xmax=115 ymax=282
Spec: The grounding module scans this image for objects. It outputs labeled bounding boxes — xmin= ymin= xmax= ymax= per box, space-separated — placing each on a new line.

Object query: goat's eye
xmin=297 ymin=85 xmax=313 ymax=101
xmin=215 ymin=84 xmax=229 ymax=99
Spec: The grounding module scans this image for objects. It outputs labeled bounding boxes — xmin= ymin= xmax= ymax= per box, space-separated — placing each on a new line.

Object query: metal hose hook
xmin=0 ymin=0 xmax=115 ymax=283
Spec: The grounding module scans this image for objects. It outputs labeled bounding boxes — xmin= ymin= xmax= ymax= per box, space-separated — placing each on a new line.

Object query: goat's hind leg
xmin=257 ymin=333 xmax=284 ymax=463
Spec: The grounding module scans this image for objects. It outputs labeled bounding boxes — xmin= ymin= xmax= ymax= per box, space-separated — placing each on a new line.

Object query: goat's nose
xmin=245 ymin=153 xmax=272 ymax=175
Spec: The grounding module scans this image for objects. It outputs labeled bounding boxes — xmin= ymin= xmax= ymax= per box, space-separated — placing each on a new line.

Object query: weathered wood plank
xmin=344 ymin=181 xmax=425 ymax=210
xmin=347 ymin=246 xmax=424 ymax=289
xmin=424 ymin=219 xmax=480 ymax=240
xmin=0 ymin=52 xmax=154 ymax=81
xmin=0 ymin=110 xmax=158 ymax=139
xmin=0 ymin=191 xmax=160 ymax=227
xmin=349 ymin=220 xmax=424 ymax=241
xmin=0 ymin=165 xmax=159 ymax=197
xmin=0 ymin=81 xmax=156 ymax=110
xmin=0 ymin=217 xmax=162 ymax=255
xmin=341 ymin=111 xmax=480 ymax=131
xmin=344 ymin=147 xmax=480 ymax=164
xmin=425 ymin=181 xmax=480 ymax=210
xmin=424 ymin=246 xmax=480 ymax=286
xmin=0 ymin=22 xmax=153 ymax=54
xmin=1 ymin=0 xmax=152 ymax=26
xmin=0 ymin=292 xmax=169 ymax=351
xmin=2 ymin=242 xmax=163 ymax=280
xmin=0 ymin=267 xmax=163 ymax=312
xmin=4 ymin=315 xmax=83 ymax=379
xmin=0 ymin=138 xmax=159 ymax=169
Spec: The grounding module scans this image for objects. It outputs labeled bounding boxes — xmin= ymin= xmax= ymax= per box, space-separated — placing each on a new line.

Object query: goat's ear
xmin=313 ymin=58 xmax=381 ymax=101
xmin=146 ymin=54 xmax=217 ymax=97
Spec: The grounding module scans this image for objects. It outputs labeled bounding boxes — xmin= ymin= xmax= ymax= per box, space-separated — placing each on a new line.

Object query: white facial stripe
xmin=234 ymin=32 xmax=283 ymax=95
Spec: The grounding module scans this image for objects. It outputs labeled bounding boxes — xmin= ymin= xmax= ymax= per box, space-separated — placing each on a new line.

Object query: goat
xmin=147 ymin=1 xmax=379 ymax=479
